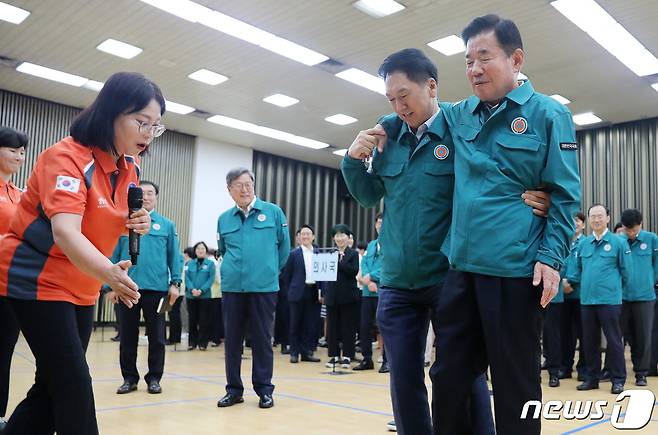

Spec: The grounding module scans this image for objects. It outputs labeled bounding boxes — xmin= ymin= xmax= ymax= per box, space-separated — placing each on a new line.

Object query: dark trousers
xmin=560 ymin=298 xmax=586 ymax=377
xmin=5 ymin=299 xmax=97 ymax=435
xmin=167 ymin=296 xmax=183 ymax=343
xmin=289 ymin=287 xmax=320 ymax=357
xmin=274 ymin=291 xmax=290 ymax=348
xmin=359 ymin=296 xmax=386 ymax=362
xmin=378 ymin=284 xmax=494 ymax=435
xmin=621 ymin=300 xmax=655 ymax=377
xmin=651 ymin=291 xmax=658 ymax=373
xmin=187 ymin=298 xmax=211 ymax=348
xmin=210 ymin=298 xmax=224 ymax=344
xmin=117 ymin=290 xmax=165 ymax=384
xmin=543 ymin=303 xmax=563 ymax=377
xmin=434 ymin=271 xmax=541 ymax=435
xmin=0 ymin=298 xmax=20 ymax=417
xmin=326 ymin=302 xmax=358 ymax=359
xmin=222 ymin=292 xmax=277 ymax=397
xmin=581 ymin=304 xmax=626 ymax=384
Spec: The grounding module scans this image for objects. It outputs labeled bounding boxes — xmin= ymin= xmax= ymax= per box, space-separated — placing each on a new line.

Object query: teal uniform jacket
xmin=341 ymin=110 xmax=454 ymax=289
xmin=108 ymin=210 xmax=182 ymax=292
xmin=360 ymin=239 xmax=382 ymax=298
xmin=440 ymin=81 xmax=581 ymax=277
xmin=185 ymin=258 xmax=216 ymax=299
xmin=563 ymin=234 xmax=585 ymax=300
xmin=619 ymin=230 xmax=658 ymax=301
xmin=217 ymin=198 xmax=290 ymax=293
xmin=567 ymin=231 xmax=633 ymax=305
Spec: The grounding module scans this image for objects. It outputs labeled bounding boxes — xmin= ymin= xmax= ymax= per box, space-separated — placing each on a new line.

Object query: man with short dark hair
xmin=619 ymin=208 xmax=658 ymax=386
xmin=567 ymin=204 xmax=631 ymax=394
xmin=435 ymin=14 xmax=580 ymax=435
xmin=107 ymin=181 xmax=182 ymax=395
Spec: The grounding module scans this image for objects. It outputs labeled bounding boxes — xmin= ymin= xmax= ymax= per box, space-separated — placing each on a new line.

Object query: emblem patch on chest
xmin=433 ymin=144 xmax=449 ymax=160
xmin=511 ymin=117 xmax=528 ymax=134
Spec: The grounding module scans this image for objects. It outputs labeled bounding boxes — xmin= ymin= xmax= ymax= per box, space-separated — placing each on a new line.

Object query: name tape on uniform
xmin=560 ymin=142 xmax=578 ymax=151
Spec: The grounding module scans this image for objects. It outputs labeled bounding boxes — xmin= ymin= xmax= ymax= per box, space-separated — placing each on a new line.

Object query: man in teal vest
xmin=108 ymin=181 xmax=182 ymax=395
xmin=216 ymin=167 xmax=290 ymax=410
xmin=567 ymin=204 xmax=632 ymax=394
xmin=619 ymin=208 xmax=658 ymax=386
xmin=354 ymin=213 xmax=388 ymax=372
xmin=560 ymin=212 xmax=587 ymax=382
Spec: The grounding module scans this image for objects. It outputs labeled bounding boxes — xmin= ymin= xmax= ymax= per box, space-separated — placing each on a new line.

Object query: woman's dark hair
xmin=574 ymin=211 xmax=586 ymax=222
xmin=70 ymin=72 xmax=165 ymax=155
xmin=298 ymin=224 xmax=315 ymax=234
xmin=184 ymin=247 xmax=195 ymax=257
xmin=331 ymin=223 xmax=353 ymax=237
xmin=192 ymin=241 xmax=209 ymax=258
xmin=0 ymin=127 xmax=29 ymax=149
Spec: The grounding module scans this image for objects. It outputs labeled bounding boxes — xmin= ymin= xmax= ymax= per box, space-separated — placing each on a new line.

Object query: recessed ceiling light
xmin=16 ymin=62 xmax=88 ymax=87
xmin=551 ymin=0 xmax=658 ymax=76
xmin=187 ymin=68 xmax=228 ymax=85
xmin=333 ymin=149 xmax=348 ymax=156
xmin=83 ymin=80 xmax=105 ymax=92
xmin=96 ymin=38 xmax=143 ymax=59
xmin=325 ymin=114 xmax=358 ymax=125
xmin=335 ymin=68 xmax=386 ymax=95
xmin=140 ymin=1 xmax=329 ymax=66
xmin=207 ymin=115 xmax=329 ymax=149
xmin=550 ymin=94 xmax=571 ymax=105
xmin=573 ymin=112 xmax=603 ymax=126
xmin=165 ymin=100 xmax=195 ymax=115
xmin=263 ymin=94 xmax=299 ymax=108
xmin=0 ymin=1 xmax=29 ymax=24
xmin=353 ymin=0 xmax=405 ymax=18
xmin=427 ymin=35 xmax=464 ymax=56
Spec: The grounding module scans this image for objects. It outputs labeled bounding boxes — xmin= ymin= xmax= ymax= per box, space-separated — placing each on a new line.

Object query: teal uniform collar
xmin=466 ymin=80 xmax=535 ymax=114
xmin=395 ymin=107 xmax=448 ymax=144
xmin=232 ymin=197 xmax=263 ymax=216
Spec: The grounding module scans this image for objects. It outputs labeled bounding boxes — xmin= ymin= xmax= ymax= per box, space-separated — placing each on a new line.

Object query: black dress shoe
xmin=353 ymin=360 xmax=374 ymax=371
xmin=110 ymin=334 xmax=120 ymax=342
xmin=259 ymin=394 xmax=274 ymax=409
xmin=611 ymin=383 xmax=624 ymax=394
xmin=548 ymin=376 xmax=560 ymax=387
xmin=147 ymin=380 xmax=162 ymax=394
xmin=636 ymin=375 xmax=648 ymax=386
xmin=217 ymin=393 xmax=244 ymax=407
xmin=290 ymin=355 xmax=299 ymax=363
xmin=379 ymin=362 xmax=390 ymax=373
xmin=0 ymin=417 xmax=7 ymax=433
xmin=301 ymin=354 xmax=320 ymax=362
xmin=116 ymin=381 xmax=138 ymax=394
xmin=557 ymin=370 xmax=572 ymax=379
xmin=600 ymin=370 xmax=611 ymax=382
xmin=576 ymin=381 xmax=599 ymax=391
xmin=281 ymin=346 xmax=290 ymax=355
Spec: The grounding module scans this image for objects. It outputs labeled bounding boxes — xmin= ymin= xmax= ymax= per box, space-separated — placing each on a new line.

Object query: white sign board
xmin=309 ymin=252 xmax=339 ymax=282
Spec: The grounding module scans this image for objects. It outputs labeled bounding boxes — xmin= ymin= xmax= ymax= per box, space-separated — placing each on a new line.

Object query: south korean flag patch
xmin=55 ymin=175 xmax=81 ymax=193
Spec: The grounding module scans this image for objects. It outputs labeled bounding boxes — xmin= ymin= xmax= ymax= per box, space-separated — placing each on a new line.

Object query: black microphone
xmin=127 ymin=186 xmax=143 ymax=265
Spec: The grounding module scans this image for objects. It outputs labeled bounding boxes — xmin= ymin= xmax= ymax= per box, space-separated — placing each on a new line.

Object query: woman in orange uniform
xmin=0 ymin=127 xmax=28 ymax=432
xmin=0 ymin=72 xmax=165 ymax=435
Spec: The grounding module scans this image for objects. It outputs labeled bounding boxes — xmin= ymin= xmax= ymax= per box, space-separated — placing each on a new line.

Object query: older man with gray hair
xmin=216 ymin=167 xmax=290 ymax=410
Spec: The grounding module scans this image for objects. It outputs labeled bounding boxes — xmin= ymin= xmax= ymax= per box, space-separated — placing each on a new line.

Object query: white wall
xmin=188 ymin=136 xmax=253 ymax=249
